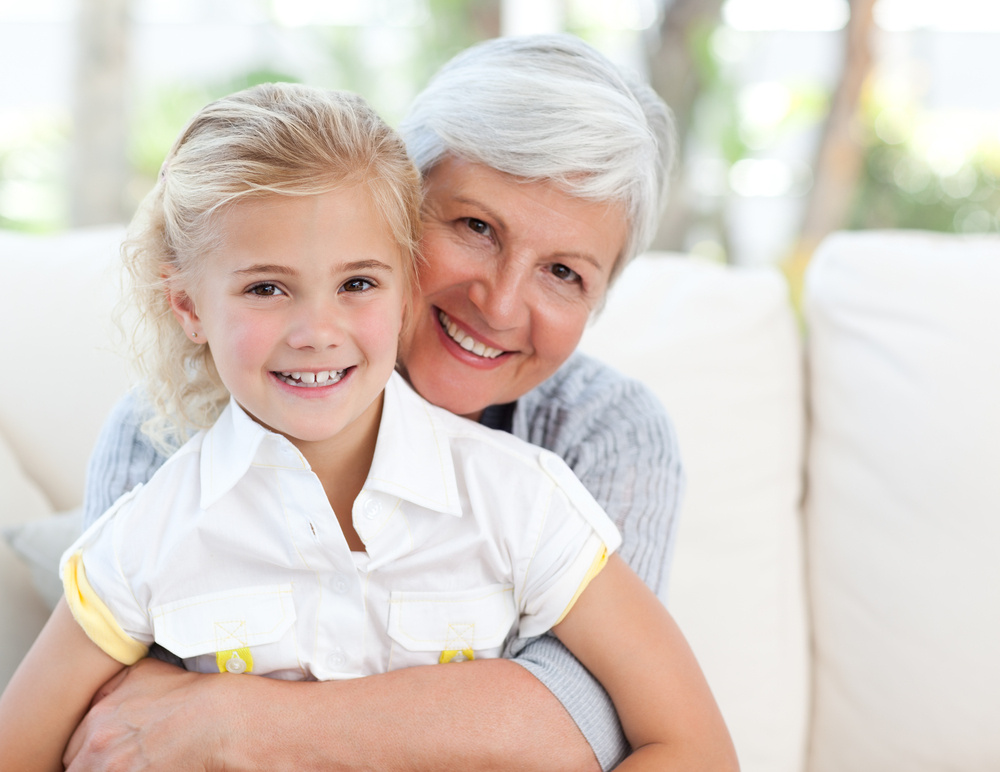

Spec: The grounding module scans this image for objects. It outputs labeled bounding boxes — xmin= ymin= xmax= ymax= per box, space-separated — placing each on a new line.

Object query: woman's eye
xmin=249 ymin=283 xmax=283 ymax=296
xmin=342 ymin=278 xmax=374 ymax=293
xmin=465 ymin=218 xmax=492 ymax=237
xmin=550 ymin=263 xmax=581 ymax=283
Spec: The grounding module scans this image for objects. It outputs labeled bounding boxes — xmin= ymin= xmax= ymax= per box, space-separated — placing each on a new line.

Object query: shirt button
xmin=224 ymin=652 xmax=248 ymax=674
xmin=363 ymin=498 xmax=382 ymax=520
xmin=327 ymin=647 xmax=346 ymax=669
xmin=332 ymin=574 xmax=349 ymax=594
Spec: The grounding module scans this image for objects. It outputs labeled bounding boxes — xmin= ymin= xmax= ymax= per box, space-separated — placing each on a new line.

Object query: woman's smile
xmin=435 ymin=309 xmax=506 ymax=361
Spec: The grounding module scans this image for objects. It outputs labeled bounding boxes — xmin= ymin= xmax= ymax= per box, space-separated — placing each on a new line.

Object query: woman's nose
xmin=469 ymin=260 xmax=530 ymax=330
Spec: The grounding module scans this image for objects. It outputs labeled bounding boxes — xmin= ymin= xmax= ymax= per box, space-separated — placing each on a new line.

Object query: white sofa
xmin=1 ymin=226 xmax=998 ymax=772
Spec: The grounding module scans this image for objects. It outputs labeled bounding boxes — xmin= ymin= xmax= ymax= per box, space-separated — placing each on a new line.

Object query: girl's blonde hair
xmin=123 ymin=82 xmax=422 ymax=453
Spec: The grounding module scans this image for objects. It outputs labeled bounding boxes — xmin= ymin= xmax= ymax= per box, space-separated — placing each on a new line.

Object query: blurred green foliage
xmin=129 ymin=68 xmax=302 ymax=183
xmin=849 ymin=117 xmax=1000 ymax=234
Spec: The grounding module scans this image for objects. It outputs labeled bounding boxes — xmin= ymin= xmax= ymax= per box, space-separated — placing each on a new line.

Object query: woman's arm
xmin=66 ymin=655 xmax=601 ymax=772
xmin=0 ymin=599 xmax=125 ymax=772
xmin=553 ymin=555 xmax=739 ymax=771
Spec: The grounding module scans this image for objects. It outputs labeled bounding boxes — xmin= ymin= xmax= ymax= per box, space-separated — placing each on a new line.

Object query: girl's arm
xmin=0 ymin=598 xmax=126 ymax=772
xmin=553 ymin=554 xmax=740 ymax=771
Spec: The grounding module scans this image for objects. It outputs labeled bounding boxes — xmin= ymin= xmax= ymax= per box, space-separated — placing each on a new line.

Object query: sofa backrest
xmin=0 ymin=226 xmax=131 ymax=511
xmin=803 ymin=230 xmax=1000 ymax=772
xmin=581 ymin=253 xmax=810 ymax=772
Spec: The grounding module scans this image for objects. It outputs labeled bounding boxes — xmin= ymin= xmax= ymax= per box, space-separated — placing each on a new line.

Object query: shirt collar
xmin=365 ymin=372 xmax=463 ymax=517
xmin=198 ymin=374 xmax=462 ymax=517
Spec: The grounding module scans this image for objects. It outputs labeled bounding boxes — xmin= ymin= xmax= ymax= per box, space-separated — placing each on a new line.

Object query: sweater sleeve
xmin=506 ymin=352 xmax=685 ymax=771
xmin=82 ymin=390 xmax=170 ymax=530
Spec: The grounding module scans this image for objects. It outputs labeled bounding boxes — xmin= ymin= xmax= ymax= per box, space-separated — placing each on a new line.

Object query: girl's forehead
xmin=198 ymin=190 xmax=409 ymax=276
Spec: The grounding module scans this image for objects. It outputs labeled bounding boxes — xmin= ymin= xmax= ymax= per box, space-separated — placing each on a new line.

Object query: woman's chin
xmin=406 ymin=368 xmax=493 ymax=419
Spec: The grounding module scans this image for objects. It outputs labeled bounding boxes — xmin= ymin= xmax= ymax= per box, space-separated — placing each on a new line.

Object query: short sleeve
xmin=515 ymin=449 xmax=622 ymax=640
xmin=61 ymin=488 xmax=154 ymax=661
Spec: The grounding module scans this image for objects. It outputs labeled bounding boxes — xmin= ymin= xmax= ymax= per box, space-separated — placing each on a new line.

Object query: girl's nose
xmin=285 ymin=300 xmax=345 ymax=350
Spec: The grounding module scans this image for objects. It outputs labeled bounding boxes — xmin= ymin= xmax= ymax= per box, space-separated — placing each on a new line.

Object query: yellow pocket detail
xmin=388 ymin=584 xmax=515 ymax=666
xmin=217 ymin=647 xmax=254 ymax=674
xmin=150 ymin=584 xmax=295 ymax=666
xmin=439 ymin=648 xmax=476 ymax=664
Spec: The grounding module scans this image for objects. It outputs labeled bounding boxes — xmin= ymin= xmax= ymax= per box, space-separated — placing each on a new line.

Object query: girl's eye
xmin=465 ymin=218 xmax=492 ymax=238
xmin=550 ymin=263 xmax=581 ymax=283
xmin=249 ymin=283 xmax=284 ymax=296
xmin=342 ymin=278 xmax=374 ymax=293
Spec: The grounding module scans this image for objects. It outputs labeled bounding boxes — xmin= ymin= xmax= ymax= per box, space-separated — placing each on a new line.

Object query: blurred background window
xmin=2 ymin=0 xmax=998 ymax=275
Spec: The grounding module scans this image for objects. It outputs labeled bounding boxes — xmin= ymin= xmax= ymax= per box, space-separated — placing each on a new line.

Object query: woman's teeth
xmin=438 ymin=311 xmax=503 ymax=359
xmin=275 ymin=369 xmax=345 ymax=387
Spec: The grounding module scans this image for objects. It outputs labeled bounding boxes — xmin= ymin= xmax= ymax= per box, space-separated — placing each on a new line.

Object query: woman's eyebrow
xmin=451 ymin=195 xmax=603 ymax=271
xmin=453 ymin=195 xmax=508 ymax=232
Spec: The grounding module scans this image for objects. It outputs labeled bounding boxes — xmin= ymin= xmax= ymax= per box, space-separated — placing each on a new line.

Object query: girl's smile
xmin=273 ymin=369 xmax=348 ymax=387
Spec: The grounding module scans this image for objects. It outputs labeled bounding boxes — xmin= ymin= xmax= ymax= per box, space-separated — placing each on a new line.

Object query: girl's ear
xmin=165 ymin=275 xmax=204 ymax=343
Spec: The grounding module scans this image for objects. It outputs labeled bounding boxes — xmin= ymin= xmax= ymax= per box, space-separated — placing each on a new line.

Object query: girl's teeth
xmin=275 ymin=369 xmax=345 ymax=387
xmin=437 ymin=311 xmax=503 ymax=359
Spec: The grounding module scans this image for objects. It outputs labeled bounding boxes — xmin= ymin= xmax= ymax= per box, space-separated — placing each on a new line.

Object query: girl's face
xmin=170 ymin=187 xmax=406 ymax=459
xmin=399 ymin=157 xmax=627 ymax=420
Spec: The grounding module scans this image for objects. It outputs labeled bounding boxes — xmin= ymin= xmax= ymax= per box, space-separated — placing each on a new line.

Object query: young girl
xmin=0 ymin=83 xmax=736 ymax=771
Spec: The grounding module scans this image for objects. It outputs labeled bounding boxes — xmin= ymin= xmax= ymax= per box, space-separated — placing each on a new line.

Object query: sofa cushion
xmin=581 ymin=253 xmax=809 ymax=772
xmin=0 ymin=226 xmax=130 ymax=511
xmin=804 ymin=230 xmax=1000 ymax=772
xmin=3 ymin=507 xmax=83 ymax=611
xmin=0 ymin=427 xmax=54 ymax=688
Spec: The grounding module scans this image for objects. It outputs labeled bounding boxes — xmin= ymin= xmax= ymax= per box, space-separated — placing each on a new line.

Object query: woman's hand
xmin=64 ymin=658 xmax=232 ymax=771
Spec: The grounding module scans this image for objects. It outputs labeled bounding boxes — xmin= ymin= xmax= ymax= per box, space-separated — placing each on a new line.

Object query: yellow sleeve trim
xmin=63 ymin=551 xmax=149 ymax=665
xmin=555 ymin=545 xmax=609 ymax=626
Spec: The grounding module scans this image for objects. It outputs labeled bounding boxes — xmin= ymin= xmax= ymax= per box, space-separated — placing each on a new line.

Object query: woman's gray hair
xmin=400 ymin=33 xmax=675 ymax=281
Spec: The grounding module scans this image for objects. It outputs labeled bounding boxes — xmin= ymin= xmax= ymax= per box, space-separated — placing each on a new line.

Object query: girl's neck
xmin=289 ymin=394 xmax=384 ymax=552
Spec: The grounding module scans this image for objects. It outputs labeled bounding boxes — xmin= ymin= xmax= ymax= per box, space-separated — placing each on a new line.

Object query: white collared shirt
xmin=64 ymin=373 xmax=621 ymax=680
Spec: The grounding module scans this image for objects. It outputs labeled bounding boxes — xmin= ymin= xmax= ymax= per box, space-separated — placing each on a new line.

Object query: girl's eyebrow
xmin=232 ymin=259 xmax=394 ymax=276
xmin=233 ymin=264 xmax=296 ymax=276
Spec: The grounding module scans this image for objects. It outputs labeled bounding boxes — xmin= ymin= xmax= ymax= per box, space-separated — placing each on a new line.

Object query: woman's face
xmin=400 ymin=156 xmax=627 ymax=420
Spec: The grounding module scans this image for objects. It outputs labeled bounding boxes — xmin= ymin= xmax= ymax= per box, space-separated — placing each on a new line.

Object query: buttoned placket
xmin=277 ymin=460 xmax=367 ymax=679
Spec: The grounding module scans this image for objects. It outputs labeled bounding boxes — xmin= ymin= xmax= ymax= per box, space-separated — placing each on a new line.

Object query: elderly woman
xmin=67 ymin=34 xmax=704 ymax=772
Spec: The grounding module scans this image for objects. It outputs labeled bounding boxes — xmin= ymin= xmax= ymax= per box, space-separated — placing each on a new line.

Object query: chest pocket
xmin=150 ymin=584 xmax=297 ymax=677
xmin=387 ymin=584 xmax=517 ymax=667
